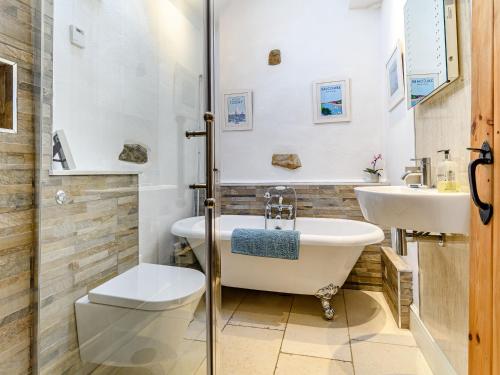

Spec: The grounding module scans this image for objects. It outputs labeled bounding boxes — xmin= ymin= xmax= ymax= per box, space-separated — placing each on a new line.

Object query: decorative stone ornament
xmin=119 ymin=144 xmax=148 ymax=164
xmin=268 ymin=49 xmax=281 ymax=65
xmin=272 ymin=154 xmax=302 ymax=170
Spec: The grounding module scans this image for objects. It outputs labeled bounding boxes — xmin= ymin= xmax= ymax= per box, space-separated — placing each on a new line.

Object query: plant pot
xmin=364 ymin=173 xmax=380 ymax=183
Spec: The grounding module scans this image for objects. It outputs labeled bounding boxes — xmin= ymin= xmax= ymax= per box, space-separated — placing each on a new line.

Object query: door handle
xmin=185 ymin=130 xmax=207 ymax=139
xmin=186 ymin=113 xmax=215 ymax=195
xmin=203 ymin=112 xmax=215 ymax=210
xmin=186 ymin=112 xmax=216 ymax=204
xmin=467 ymin=141 xmax=493 ymax=225
xmin=189 ymin=184 xmax=207 ymax=190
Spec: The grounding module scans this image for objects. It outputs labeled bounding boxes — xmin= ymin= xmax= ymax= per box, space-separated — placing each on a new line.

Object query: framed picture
xmin=407 ymin=73 xmax=439 ymax=108
xmin=222 ymin=90 xmax=253 ymax=131
xmin=386 ymin=43 xmax=405 ymax=111
xmin=312 ymin=78 xmax=351 ymax=124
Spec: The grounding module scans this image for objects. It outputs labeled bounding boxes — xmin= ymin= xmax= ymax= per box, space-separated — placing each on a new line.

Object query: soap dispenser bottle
xmin=437 ymin=149 xmax=460 ymax=192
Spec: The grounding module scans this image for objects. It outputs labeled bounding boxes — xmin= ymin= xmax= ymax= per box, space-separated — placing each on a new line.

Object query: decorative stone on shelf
xmin=272 ymin=154 xmax=302 ymax=170
xmin=119 ymin=144 xmax=148 ymax=164
xmin=268 ymin=49 xmax=281 ymax=65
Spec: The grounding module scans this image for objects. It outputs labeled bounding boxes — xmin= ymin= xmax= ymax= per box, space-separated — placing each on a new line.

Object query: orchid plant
xmin=364 ymin=154 xmax=383 ymax=177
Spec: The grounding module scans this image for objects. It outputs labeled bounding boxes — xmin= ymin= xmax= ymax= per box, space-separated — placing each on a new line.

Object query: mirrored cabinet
xmin=404 ymin=0 xmax=459 ymax=108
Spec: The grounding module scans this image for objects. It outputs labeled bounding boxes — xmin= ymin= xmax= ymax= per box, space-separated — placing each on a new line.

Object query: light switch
xmin=69 ymin=25 xmax=85 ymax=48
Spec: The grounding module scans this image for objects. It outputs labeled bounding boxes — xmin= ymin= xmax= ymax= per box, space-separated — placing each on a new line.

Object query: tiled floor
xmin=103 ymin=287 xmax=432 ymax=374
xmin=184 ymin=287 xmax=433 ymax=375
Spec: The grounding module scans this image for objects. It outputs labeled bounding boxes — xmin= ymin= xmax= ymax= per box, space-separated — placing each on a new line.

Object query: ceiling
xmin=348 ymin=0 xmax=383 ymax=9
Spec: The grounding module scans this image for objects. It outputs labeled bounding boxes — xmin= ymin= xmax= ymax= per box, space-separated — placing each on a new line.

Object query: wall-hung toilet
xmin=75 ymin=263 xmax=205 ymax=368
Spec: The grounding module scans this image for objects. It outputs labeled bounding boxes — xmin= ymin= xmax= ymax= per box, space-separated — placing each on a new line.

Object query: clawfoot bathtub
xmin=171 ymin=215 xmax=384 ymax=319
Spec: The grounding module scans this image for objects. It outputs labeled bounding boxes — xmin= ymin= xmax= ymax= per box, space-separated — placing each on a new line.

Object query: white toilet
xmin=75 ymin=263 xmax=205 ymax=368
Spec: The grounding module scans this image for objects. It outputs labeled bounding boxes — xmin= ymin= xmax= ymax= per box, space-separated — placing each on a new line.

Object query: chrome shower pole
xmin=204 ymin=0 xmax=218 ymax=372
xmin=186 ymin=112 xmax=217 ymax=375
xmin=187 ymin=0 xmax=219 ymax=373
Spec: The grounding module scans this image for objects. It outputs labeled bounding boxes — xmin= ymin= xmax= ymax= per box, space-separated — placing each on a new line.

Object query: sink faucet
xmin=402 ymin=158 xmax=432 ymax=188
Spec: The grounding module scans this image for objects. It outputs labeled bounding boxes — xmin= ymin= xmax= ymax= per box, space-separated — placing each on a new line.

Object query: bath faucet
xmin=265 ymin=202 xmax=294 ymax=219
xmin=402 ymin=157 xmax=432 ymax=188
xmin=264 ymin=186 xmax=298 ymax=229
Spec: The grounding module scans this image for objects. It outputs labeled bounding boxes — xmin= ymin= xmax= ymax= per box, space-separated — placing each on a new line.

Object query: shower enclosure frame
xmin=202 ymin=0 xmax=222 ymax=373
xmin=202 ymin=1 xmax=222 ymax=373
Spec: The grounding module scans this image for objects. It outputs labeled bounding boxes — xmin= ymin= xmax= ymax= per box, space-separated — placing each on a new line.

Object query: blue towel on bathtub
xmin=231 ymin=228 xmax=300 ymax=260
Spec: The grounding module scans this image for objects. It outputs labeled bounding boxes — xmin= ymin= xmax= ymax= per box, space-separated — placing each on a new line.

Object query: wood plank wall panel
xmin=0 ymin=1 xmax=35 ymax=374
xmin=218 ymin=185 xmax=391 ymax=291
xmin=469 ymin=0 xmax=495 ymax=373
xmin=36 ymin=2 xmax=140 ymax=374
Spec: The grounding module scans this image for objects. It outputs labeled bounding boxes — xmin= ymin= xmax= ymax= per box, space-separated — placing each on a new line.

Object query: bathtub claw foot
xmin=315 ymin=284 xmax=339 ymax=320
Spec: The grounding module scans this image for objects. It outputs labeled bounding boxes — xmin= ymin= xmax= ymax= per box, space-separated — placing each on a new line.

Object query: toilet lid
xmin=88 ymin=264 xmax=205 ymax=311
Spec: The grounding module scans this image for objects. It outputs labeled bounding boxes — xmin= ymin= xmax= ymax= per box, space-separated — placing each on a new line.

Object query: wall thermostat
xmin=69 ymin=25 xmax=85 ymax=48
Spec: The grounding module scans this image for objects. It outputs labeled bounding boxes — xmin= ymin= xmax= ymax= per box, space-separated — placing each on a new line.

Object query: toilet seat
xmin=88 ymin=263 xmax=205 ymax=311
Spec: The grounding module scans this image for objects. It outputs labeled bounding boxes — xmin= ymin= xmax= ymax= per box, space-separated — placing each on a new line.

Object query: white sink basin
xmin=355 ymin=186 xmax=470 ymax=234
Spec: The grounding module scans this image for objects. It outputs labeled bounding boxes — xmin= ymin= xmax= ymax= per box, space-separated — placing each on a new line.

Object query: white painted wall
xmin=380 ymin=0 xmax=416 ymax=185
xmin=217 ymin=0 xmax=385 ymax=184
xmin=380 ymin=0 xmax=419 ymax=312
xmin=53 ymin=0 xmax=205 ymax=264
xmin=217 ymin=0 xmax=419 ymax=308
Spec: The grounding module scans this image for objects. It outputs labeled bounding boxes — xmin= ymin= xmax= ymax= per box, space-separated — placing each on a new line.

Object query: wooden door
xmin=469 ymin=0 xmax=499 ymax=373
xmin=493 ymin=0 xmax=500 ymax=372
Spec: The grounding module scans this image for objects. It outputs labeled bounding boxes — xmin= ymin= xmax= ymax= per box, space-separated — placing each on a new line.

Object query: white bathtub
xmin=171 ymin=215 xmax=384 ymax=296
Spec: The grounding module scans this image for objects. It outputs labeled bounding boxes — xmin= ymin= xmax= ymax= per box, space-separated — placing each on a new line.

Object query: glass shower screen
xmin=35 ymin=0 xmax=219 ymax=374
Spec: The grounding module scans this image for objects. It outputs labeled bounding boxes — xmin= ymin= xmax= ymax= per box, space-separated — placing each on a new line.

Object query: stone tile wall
xmin=381 ymin=247 xmax=412 ymax=329
xmin=0 ymin=1 xmax=36 ymax=374
xmin=37 ymin=176 xmax=139 ymax=374
xmin=418 ymin=236 xmax=469 ymax=375
xmin=413 ymin=1 xmax=471 ymax=373
xmin=219 ymin=184 xmax=390 ymax=291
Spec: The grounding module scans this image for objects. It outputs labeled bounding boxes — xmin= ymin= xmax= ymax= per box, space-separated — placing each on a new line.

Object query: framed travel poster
xmin=222 ymin=90 xmax=253 ymax=131
xmin=407 ymin=73 xmax=439 ymax=108
xmin=386 ymin=43 xmax=405 ymax=111
xmin=313 ymin=78 xmax=351 ymax=124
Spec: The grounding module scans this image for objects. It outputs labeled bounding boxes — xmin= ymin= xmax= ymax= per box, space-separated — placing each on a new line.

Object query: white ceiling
xmin=169 ymin=0 xmax=204 ymax=27
xmin=348 ymin=0 xmax=383 ymax=9
xmin=215 ymin=0 xmax=231 ymax=13
xmin=214 ymin=0 xmax=383 ymax=15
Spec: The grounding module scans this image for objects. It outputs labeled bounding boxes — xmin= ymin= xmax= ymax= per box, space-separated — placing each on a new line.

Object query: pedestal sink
xmin=355 ymin=186 xmax=470 ymax=234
